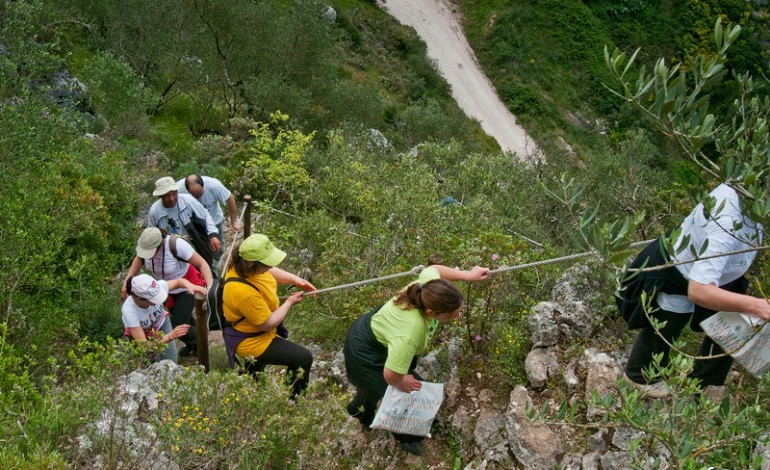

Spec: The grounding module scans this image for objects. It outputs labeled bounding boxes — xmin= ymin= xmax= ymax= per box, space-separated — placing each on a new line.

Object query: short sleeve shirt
xmin=122 ymin=280 xmax=169 ymax=331
xmin=142 ymin=236 xmax=193 ymax=293
xmin=370 ymin=267 xmax=442 ymax=374
xmin=177 ymin=176 xmax=231 ymax=225
xmin=222 ymin=268 xmax=279 ymax=358
xmin=147 ymin=194 xmax=218 ymax=238
xmin=658 ymin=184 xmax=762 ymax=313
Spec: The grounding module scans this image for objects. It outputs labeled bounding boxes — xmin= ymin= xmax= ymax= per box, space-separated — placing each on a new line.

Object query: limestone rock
xmin=555 ymin=300 xmax=596 ymax=340
xmin=611 ymin=426 xmax=645 ymax=451
xmin=588 ymin=428 xmax=610 ymax=452
xmin=599 ymin=451 xmax=632 ymax=470
xmin=559 ymin=453 xmax=583 ymax=470
xmin=319 ymin=5 xmax=337 ymax=22
xmin=756 ymin=432 xmax=770 ymax=470
xmin=583 ymin=348 xmax=622 ymax=420
xmin=505 ymin=385 xmax=565 ymax=469
xmin=415 ymin=348 xmax=442 ymax=382
xmin=562 ymin=356 xmax=581 ymax=392
xmin=528 ymin=302 xmax=561 ymax=347
xmin=525 ymin=346 xmax=560 ymax=389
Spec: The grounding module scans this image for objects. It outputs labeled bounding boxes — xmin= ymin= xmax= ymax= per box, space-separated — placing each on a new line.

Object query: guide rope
xmin=234 ymin=200 xmax=767 ymax=297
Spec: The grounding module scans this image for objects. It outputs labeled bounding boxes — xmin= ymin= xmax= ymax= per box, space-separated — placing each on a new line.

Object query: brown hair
xmin=229 ymin=240 xmax=269 ymax=278
xmin=394 ymin=279 xmax=464 ymax=315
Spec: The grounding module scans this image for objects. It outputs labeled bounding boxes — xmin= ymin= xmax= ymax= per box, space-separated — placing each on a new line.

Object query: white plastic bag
xmin=701 ymin=311 xmax=770 ymax=377
xmin=370 ymin=382 xmax=444 ymax=437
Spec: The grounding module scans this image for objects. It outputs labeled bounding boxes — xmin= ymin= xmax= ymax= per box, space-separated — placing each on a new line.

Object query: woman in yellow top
xmin=343 ymin=263 xmax=489 ymax=456
xmin=222 ymin=234 xmax=316 ymax=399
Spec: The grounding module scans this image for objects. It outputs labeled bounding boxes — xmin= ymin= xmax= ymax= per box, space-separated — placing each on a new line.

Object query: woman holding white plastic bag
xmin=343 ymin=263 xmax=489 ymax=456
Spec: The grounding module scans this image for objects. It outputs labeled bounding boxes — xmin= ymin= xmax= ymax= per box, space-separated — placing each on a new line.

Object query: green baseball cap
xmin=240 ymin=234 xmax=286 ymax=266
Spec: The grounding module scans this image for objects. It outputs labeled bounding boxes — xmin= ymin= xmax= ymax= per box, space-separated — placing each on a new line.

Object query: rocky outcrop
xmin=437 ymin=264 xmax=655 ymax=469
xmin=77 ymin=361 xmax=185 ymax=469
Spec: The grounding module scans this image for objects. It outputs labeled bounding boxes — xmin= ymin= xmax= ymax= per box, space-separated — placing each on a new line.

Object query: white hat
xmin=131 ymin=274 xmax=168 ymax=305
xmin=136 ymin=227 xmax=163 ymax=258
xmin=153 ymin=176 xmax=179 ymax=196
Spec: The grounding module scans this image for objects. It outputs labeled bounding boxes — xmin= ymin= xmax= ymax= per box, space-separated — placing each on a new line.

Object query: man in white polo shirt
xmin=177 ymin=174 xmax=242 ymax=274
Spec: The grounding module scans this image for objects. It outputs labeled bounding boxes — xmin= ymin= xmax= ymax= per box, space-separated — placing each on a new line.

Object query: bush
xmin=498 ymin=80 xmax=546 ymax=117
xmin=79 ymin=51 xmax=159 ymax=138
xmin=148 ymin=368 xmax=354 ymax=468
xmin=0 ymin=338 xmax=149 ymax=463
xmin=0 ymin=98 xmax=140 ymax=359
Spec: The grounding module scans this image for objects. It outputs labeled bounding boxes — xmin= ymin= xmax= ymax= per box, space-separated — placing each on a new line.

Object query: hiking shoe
xmin=346 ymin=402 xmax=371 ymax=431
xmin=398 ymin=441 xmax=423 ymax=456
xmin=346 ymin=401 xmax=363 ymax=419
xmin=179 ymin=345 xmax=197 ymax=357
xmin=623 ymin=372 xmax=670 ymax=398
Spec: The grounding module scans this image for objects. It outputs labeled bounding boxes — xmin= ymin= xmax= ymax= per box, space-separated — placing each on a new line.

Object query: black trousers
xmin=343 ymin=309 xmax=424 ymax=444
xmin=624 ymin=276 xmax=748 ymax=388
xmin=244 ymin=337 xmax=313 ymax=399
xmin=169 ymin=292 xmax=197 ymax=349
xmin=625 ymin=307 xmax=734 ymax=387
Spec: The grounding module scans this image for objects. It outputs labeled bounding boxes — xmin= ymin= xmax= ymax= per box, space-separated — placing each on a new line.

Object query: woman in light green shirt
xmin=343 ymin=264 xmax=489 ymax=456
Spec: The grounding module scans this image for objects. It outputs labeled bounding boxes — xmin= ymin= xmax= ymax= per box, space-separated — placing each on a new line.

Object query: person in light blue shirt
xmin=178 ymin=174 xmax=242 ymax=274
xmin=147 ymin=176 xmax=221 ymax=268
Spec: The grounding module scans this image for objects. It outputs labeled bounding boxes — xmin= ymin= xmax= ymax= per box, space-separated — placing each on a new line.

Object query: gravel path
xmin=378 ymin=0 xmax=540 ymax=160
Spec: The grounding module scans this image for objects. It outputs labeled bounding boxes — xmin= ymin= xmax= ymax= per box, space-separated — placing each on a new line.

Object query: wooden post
xmin=194 ymin=292 xmax=210 ymax=372
xmin=243 ymin=194 xmax=252 ymax=239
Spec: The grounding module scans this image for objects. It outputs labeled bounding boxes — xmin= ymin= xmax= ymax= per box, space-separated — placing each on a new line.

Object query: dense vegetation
xmin=2 ymin=0 xmax=770 ymax=467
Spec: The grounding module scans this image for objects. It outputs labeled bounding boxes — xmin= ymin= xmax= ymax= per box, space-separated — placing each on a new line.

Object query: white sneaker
xmin=623 ymin=372 xmax=670 ymax=398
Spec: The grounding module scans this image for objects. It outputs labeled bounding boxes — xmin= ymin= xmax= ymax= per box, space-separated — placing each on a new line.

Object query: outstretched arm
xmin=186 ymin=251 xmax=214 ymax=288
xmin=431 ymin=264 xmax=490 ymax=282
xmin=255 ymin=291 xmax=305 ymax=331
xmin=269 ymin=267 xmax=317 ymax=292
xmin=167 ymin=278 xmax=208 ymax=296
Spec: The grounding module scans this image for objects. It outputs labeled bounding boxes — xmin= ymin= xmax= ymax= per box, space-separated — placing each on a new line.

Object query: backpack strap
xmin=147 ymin=235 xmax=185 ymax=280
xmin=168 ymin=234 xmax=186 ymax=263
xmin=223 ymin=277 xmax=261 ymax=327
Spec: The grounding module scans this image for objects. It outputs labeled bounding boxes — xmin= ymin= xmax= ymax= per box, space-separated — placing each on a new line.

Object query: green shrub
xmin=0 ymin=98 xmax=140 ymax=358
xmin=148 ymin=368 xmax=355 ymax=468
xmin=498 ymin=79 xmax=546 ymax=117
xmin=79 ymin=51 xmax=159 ymax=138
xmin=0 ymin=338 xmax=149 ymax=463
xmin=0 ymin=0 xmax=64 ymax=98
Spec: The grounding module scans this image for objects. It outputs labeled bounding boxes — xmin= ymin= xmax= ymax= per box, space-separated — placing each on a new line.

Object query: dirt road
xmin=377 ymin=0 xmax=539 ymax=160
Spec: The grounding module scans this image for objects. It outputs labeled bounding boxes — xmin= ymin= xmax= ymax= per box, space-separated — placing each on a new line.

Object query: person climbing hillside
xmin=122 ymin=227 xmax=213 ymax=357
xmin=147 ymin=176 xmax=222 ymax=267
xmin=343 ymin=263 xmax=489 ymax=456
xmin=177 ymin=174 xmax=242 ymax=277
xmin=221 ymin=234 xmax=316 ymax=400
xmin=122 ymin=273 xmax=207 ymax=363
xmin=618 ymin=183 xmax=770 ymax=398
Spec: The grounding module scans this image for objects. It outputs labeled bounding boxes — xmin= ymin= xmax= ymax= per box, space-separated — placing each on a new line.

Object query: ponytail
xmin=125 ymin=275 xmax=136 ymax=297
xmin=394 ymin=279 xmax=463 ymax=315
